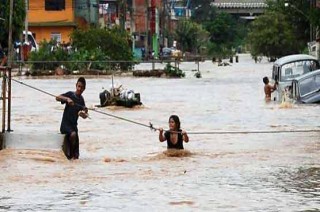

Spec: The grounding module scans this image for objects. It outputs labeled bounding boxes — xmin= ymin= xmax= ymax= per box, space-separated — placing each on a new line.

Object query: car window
xmin=27 ymin=35 xmax=36 ymax=48
xmin=300 ymin=77 xmax=316 ymax=97
xmin=281 ymin=60 xmax=318 ymax=82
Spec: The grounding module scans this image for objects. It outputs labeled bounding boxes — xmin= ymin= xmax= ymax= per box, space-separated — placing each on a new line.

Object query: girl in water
xmin=159 ymin=115 xmax=189 ymax=149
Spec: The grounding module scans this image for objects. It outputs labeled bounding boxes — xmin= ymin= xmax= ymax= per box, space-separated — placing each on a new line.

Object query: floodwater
xmin=0 ymin=54 xmax=319 ymax=211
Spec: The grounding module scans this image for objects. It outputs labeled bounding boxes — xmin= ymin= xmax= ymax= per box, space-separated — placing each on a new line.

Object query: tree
xmin=204 ymin=12 xmax=240 ymax=58
xmin=0 ymin=0 xmax=26 ymax=48
xmin=71 ymin=27 xmax=133 ymax=61
xmin=247 ymin=11 xmax=297 ymax=59
xmin=174 ymin=19 xmax=208 ymax=53
xmin=191 ymin=2 xmax=218 ymax=23
xmin=70 ymin=26 xmax=133 ymax=70
xmin=267 ymin=0 xmax=311 ymax=50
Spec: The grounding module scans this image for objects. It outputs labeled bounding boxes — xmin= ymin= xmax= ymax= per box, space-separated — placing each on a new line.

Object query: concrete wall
xmin=1 ymin=133 xmax=64 ymax=150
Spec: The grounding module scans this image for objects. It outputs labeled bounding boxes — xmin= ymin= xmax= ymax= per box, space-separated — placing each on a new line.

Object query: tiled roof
xmin=212 ymin=0 xmax=268 ymax=8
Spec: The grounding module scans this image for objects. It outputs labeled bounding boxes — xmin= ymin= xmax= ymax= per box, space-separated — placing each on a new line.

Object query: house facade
xmin=28 ymin=0 xmax=98 ymax=43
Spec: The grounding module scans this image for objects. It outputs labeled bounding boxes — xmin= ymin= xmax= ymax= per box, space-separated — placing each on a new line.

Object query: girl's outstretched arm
xmin=182 ymin=130 xmax=189 ymax=142
xmin=159 ymin=128 xmax=166 ymax=142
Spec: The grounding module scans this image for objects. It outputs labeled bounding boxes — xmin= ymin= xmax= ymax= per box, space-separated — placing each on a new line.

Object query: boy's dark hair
xmin=169 ymin=115 xmax=181 ymax=130
xmin=263 ymin=77 xmax=269 ymax=84
xmin=77 ymin=77 xmax=86 ymax=88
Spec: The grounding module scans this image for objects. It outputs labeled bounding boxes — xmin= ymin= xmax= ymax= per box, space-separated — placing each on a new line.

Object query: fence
xmin=13 ymin=58 xmax=203 ymax=76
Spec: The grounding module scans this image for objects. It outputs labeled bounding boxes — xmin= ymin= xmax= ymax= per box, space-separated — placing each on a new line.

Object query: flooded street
xmin=0 ymin=54 xmax=319 ymax=211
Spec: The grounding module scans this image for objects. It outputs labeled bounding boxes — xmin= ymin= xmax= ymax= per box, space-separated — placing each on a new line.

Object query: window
xmin=300 ymin=77 xmax=316 ymax=97
xmin=51 ymin=33 xmax=61 ymax=42
xmin=45 ymin=0 xmax=65 ymax=11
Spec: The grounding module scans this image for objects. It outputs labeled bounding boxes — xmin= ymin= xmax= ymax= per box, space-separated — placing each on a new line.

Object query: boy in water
xmin=263 ymin=76 xmax=277 ymax=101
xmin=56 ymin=77 xmax=88 ymax=160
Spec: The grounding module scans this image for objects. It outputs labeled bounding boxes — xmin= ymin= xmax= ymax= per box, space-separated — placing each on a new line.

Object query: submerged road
xmin=0 ymin=54 xmax=319 ymax=211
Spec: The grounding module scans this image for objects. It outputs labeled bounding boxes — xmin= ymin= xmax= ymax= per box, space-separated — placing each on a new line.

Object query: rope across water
xmin=8 ymin=77 xmax=320 ymax=135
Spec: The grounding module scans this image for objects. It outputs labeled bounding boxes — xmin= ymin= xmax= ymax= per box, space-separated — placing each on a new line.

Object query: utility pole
xmin=7 ymin=0 xmax=14 ymax=132
xmin=25 ymin=0 xmax=28 ymax=44
xmin=144 ymin=0 xmax=149 ymax=59
xmin=8 ymin=0 xmax=14 ymax=69
xmin=130 ymin=0 xmax=136 ymax=57
xmin=119 ymin=0 xmax=126 ymax=31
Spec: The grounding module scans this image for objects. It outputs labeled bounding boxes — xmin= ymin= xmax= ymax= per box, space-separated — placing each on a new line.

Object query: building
xmin=28 ymin=0 xmax=98 ymax=43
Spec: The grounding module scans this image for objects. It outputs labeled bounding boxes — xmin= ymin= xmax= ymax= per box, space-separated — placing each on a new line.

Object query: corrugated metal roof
xmin=212 ymin=0 xmax=268 ymax=8
xmin=214 ymin=0 xmax=266 ymax=3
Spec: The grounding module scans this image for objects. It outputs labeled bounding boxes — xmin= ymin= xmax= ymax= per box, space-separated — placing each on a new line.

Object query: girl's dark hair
xmin=77 ymin=77 xmax=86 ymax=88
xmin=169 ymin=115 xmax=181 ymax=130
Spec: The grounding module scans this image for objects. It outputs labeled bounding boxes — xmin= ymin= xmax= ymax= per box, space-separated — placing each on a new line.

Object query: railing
xmin=12 ymin=57 xmax=205 ymax=76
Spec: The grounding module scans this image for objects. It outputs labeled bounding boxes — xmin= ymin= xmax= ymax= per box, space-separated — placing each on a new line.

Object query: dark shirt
xmin=164 ymin=130 xmax=184 ymax=149
xmin=60 ymin=91 xmax=85 ymax=134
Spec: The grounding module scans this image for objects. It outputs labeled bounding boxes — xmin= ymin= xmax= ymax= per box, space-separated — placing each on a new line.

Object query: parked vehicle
xmin=271 ymin=54 xmax=320 ymax=101
xmin=290 ymin=69 xmax=320 ymax=103
xmin=160 ymin=47 xmax=182 ymax=60
xmin=14 ymin=31 xmax=39 ymax=60
xmin=23 ymin=31 xmax=39 ymax=52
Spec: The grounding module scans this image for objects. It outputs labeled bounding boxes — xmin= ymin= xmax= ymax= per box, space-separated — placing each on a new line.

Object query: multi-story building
xmin=28 ymin=0 xmax=98 ymax=43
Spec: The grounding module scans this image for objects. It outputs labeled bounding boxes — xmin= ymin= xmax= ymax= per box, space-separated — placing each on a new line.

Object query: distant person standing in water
xmin=56 ymin=77 xmax=88 ymax=160
xmin=159 ymin=115 xmax=189 ymax=149
xmin=263 ymin=76 xmax=277 ymax=101
xmin=0 ymin=45 xmax=7 ymax=66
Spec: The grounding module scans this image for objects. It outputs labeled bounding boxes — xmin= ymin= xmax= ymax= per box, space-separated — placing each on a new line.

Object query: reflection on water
xmin=0 ymin=54 xmax=319 ymax=211
xmin=276 ymin=167 xmax=320 ymax=199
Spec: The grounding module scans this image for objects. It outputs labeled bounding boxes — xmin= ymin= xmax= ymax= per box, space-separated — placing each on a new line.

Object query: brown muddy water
xmin=0 ymin=54 xmax=319 ymax=211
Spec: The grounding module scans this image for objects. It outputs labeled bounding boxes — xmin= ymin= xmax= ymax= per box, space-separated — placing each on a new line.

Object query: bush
xmin=164 ymin=63 xmax=185 ymax=78
xmin=70 ymin=27 xmax=134 ymax=71
xmin=29 ymin=40 xmax=69 ymax=71
xmin=29 ymin=26 xmax=135 ymax=73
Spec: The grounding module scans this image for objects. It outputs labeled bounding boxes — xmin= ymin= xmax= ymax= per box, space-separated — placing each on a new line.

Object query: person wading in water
xmin=263 ymin=76 xmax=278 ymax=101
xmin=159 ymin=115 xmax=189 ymax=149
xmin=56 ymin=77 xmax=88 ymax=160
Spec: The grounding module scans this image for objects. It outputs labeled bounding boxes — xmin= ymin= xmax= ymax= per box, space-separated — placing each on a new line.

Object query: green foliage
xmin=203 ymin=12 xmax=242 ymax=58
xmin=265 ymin=0 xmax=311 ymax=51
xmin=164 ymin=63 xmax=185 ymax=78
xmin=30 ymin=26 xmax=134 ymax=73
xmin=29 ymin=40 xmax=69 ymax=71
xmin=191 ymin=3 xmax=247 ymax=58
xmin=310 ymin=6 xmax=320 ymax=29
xmin=174 ymin=19 xmax=208 ymax=54
xmin=247 ymin=11 xmax=297 ymax=59
xmin=71 ymin=27 xmax=133 ymax=60
xmin=0 ymin=0 xmax=26 ymax=48
xmin=70 ymin=27 xmax=133 ymax=70
xmin=191 ymin=1 xmax=217 ymax=23
xmin=68 ymin=48 xmax=108 ymax=71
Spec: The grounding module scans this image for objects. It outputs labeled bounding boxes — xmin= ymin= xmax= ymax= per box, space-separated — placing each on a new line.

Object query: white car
xmin=272 ymin=54 xmax=320 ymax=101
